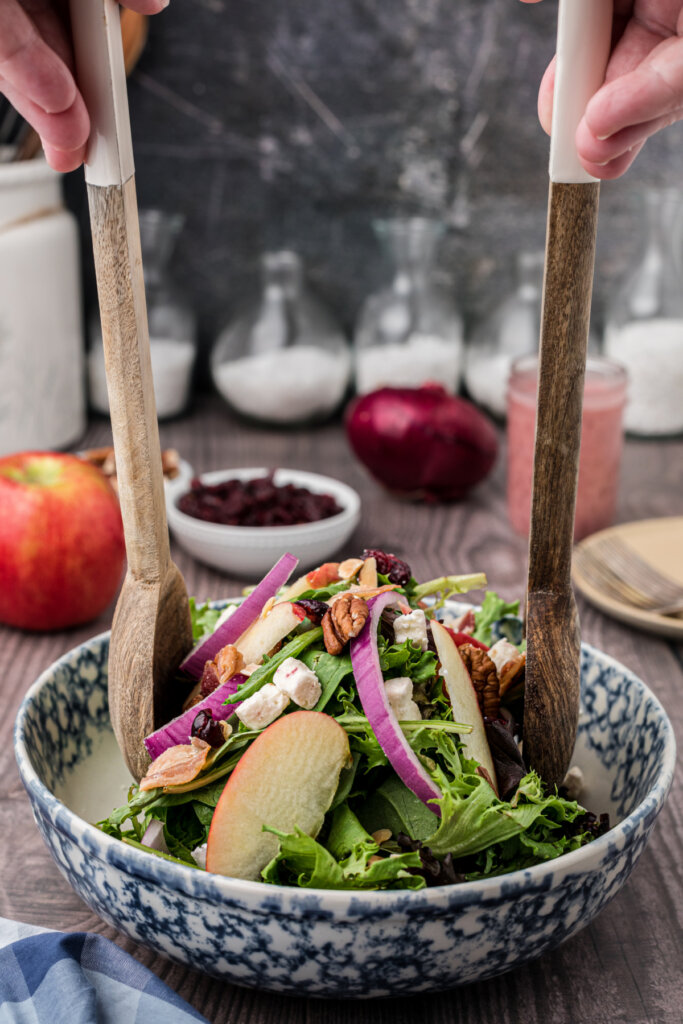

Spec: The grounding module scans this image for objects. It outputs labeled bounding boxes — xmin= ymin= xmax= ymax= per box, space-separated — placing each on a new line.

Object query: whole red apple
xmin=0 ymin=452 xmax=126 ymax=631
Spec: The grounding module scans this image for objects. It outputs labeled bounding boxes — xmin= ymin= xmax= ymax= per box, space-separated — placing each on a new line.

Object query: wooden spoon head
xmin=108 ymin=562 xmax=193 ymax=781
xmin=524 ymin=589 xmax=581 ymax=788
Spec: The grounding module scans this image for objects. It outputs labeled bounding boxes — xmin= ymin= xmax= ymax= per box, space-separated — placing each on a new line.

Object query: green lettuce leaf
xmin=294 ymin=579 xmax=357 ymax=602
xmin=189 ymin=598 xmax=222 ymax=644
xmin=262 ymin=805 xmax=424 ymax=890
xmin=472 ymin=592 xmax=520 ymax=646
xmin=412 ymin=573 xmax=487 ymax=609
xmin=378 ymin=636 xmax=437 ymax=687
xmin=297 ymin=648 xmax=353 ymax=711
xmin=356 ymin=776 xmax=439 ymax=842
xmin=426 ymin=770 xmax=587 ymax=864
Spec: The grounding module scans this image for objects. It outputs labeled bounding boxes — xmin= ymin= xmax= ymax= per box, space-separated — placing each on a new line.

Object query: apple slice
xmin=234 ymin=601 xmax=302 ymax=666
xmin=278 ymin=573 xmax=313 ymax=602
xmin=431 ymin=619 xmax=498 ymax=795
xmin=206 ymin=711 xmax=350 ymax=880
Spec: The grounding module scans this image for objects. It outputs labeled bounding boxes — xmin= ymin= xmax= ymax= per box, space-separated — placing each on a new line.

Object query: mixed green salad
xmin=98 ymin=550 xmax=608 ymax=890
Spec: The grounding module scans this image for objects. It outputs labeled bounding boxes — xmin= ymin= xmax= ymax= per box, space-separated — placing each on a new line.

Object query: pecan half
xmin=458 ymin=644 xmax=500 ymax=719
xmin=322 ymin=594 xmax=369 ymax=655
xmin=215 ymin=643 xmax=244 ymax=684
xmin=79 ymin=445 xmax=180 ymax=486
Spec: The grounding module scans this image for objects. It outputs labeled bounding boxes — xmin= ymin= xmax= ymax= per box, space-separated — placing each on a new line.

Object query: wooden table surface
xmin=1 ymin=399 xmax=681 ymax=1024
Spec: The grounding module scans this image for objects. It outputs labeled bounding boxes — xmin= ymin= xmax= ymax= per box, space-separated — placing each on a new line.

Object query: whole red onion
xmin=345 ymin=385 xmax=498 ymax=501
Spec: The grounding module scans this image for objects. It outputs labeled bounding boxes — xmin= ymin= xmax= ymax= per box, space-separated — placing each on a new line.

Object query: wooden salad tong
xmin=524 ymin=0 xmax=613 ymax=787
xmin=70 ymin=0 xmax=193 ymax=781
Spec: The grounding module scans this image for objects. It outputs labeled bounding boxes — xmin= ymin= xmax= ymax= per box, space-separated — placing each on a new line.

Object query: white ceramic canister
xmin=0 ymin=157 xmax=85 ymax=455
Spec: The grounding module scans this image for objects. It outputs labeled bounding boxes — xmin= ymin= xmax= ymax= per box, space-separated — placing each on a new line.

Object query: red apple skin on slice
xmin=206 ymin=711 xmax=350 ymax=881
xmin=431 ymin=620 xmax=498 ymax=796
xmin=234 ymin=601 xmax=302 ymax=666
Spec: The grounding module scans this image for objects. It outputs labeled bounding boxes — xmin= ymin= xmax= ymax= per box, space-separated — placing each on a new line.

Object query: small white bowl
xmin=165 ymin=467 xmax=361 ymax=577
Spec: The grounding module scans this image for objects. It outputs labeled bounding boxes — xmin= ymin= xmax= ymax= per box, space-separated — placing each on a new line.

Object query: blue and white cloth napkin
xmin=0 ymin=918 xmax=209 ymax=1024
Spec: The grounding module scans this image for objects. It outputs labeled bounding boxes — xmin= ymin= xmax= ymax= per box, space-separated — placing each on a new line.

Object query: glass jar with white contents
xmin=211 ymin=251 xmax=351 ymax=426
xmin=604 ymin=187 xmax=683 ymax=437
xmin=464 ymin=250 xmax=544 ymax=419
xmin=88 ymin=210 xmax=197 ymax=420
xmin=354 ymin=217 xmax=464 ymax=395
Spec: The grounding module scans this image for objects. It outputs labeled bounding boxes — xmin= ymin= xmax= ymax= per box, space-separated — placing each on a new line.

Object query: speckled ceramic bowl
xmin=14 ymin=616 xmax=675 ymax=997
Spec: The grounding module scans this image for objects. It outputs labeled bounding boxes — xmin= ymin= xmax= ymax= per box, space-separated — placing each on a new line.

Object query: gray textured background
xmin=65 ymin=0 xmax=683 ymax=381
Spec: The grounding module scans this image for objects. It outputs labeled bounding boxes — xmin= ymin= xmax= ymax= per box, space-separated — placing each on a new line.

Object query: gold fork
xmin=574 ymin=537 xmax=683 ymax=617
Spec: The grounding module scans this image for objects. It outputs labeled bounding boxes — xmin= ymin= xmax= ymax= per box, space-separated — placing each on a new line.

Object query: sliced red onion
xmin=180 ymin=552 xmax=298 ymax=679
xmin=350 ymin=593 xmax=442 ymax=815
xmin=141 ymin=819 xmax=169 ymax=853
xmin=144 ymin=675 xmax=245 ymax=761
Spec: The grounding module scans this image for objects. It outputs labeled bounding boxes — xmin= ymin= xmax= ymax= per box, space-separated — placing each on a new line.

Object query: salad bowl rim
xmin=14 ymin=627 xmax=676 ymax=912
xmin=166 ymin=466 xmax=361 ymax=537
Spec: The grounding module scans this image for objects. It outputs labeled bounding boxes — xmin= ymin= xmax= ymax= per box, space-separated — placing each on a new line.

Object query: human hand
xmin=521 ymin=0 xmax=683 ymax=178
xmin=0 ymin=0 xmax=167 ymax=173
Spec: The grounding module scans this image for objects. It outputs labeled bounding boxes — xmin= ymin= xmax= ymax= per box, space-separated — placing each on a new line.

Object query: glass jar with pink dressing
xmin=507 ymin=356 xmax=628 ymax=541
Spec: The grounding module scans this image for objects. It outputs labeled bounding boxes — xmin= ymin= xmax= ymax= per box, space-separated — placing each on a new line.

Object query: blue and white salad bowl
xmin=14 ymin=618 xmax=675 ymax=997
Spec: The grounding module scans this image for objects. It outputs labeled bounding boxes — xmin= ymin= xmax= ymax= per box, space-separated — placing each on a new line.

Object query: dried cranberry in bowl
xmin=176 ymin=471 xmax=343 ymax=527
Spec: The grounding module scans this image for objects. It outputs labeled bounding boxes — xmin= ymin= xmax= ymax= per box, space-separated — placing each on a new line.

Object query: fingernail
xmin=596 ymin=133 xmax=611 ymax=141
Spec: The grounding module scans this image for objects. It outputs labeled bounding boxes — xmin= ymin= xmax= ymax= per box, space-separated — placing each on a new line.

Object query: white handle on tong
xmin=68 ymin=0 xmax=134 ymax=187
xmin=550 ymin=0 xmax=612 ymax=184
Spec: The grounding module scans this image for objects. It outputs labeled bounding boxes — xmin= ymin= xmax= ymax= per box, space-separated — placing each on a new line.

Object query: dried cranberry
xmin=176 ymin=472 xmax=343 ymax=528
xmin=200 ymin=660 xmax=220 ymax=697
xmin=191 ymin=709 xmax=225 ymax=747
xmin=387 ymin=557 xmax=411 ymax=586
xmin=362 ymin=548 xmax=412 ymax=586
xmin=294 ymin=598 xmax=329 ymax=625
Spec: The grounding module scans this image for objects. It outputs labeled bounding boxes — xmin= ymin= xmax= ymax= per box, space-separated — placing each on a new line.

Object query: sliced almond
xmin=328 ymin=583 xmax=399 ymax=605
xmin=358 ymin=556 xmax=378 ymax=588
xmin=338 ymin=557 xmax=364 ymax=580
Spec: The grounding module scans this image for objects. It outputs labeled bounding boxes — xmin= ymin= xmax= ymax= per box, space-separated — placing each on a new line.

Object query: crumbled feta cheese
xmin=235 ymin=683 xmax=290 ymax=731
xmin=561 ymin=765 xmax=585 ymax=801
xmin=393 ymin=608 xmax=429 ymax=651
xmin=191 ymin=843 xmax=207 ymax=869
xmin=273 ymin=656 xmax=322 ymax=709
xmin=488 ymin=638 xmax=520 ymax=676
xmin=384 ymin=676 xmax=422 ymax=722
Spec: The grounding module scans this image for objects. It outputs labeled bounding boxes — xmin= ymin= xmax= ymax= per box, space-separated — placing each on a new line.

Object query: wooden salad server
xmin=524 ymin=0 xmax=613 ymax=787
xmin=70 ymin=0 xmax=193 ymax=781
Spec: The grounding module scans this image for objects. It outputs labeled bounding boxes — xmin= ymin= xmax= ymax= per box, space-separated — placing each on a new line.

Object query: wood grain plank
xmin=1 ymin=399 xmax=681 ymax=1023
